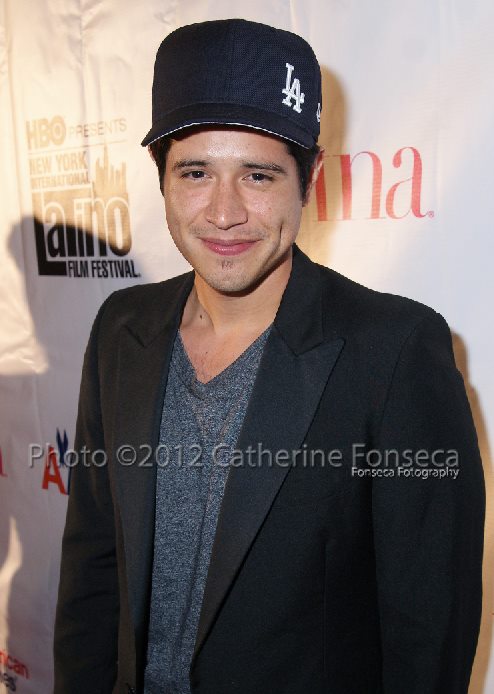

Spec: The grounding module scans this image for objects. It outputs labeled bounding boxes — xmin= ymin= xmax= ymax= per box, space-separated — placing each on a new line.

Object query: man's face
xmin=163 ymin=127 xmax=307 ymax=295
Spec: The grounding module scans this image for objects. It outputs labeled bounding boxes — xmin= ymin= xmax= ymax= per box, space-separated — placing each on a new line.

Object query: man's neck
xmin=181 ymin=254 xmax=293 ymax=337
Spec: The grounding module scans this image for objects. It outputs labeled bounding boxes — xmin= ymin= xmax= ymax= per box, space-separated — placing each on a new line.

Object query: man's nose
xmin=205 ymin=180 xmax=248 ymax=230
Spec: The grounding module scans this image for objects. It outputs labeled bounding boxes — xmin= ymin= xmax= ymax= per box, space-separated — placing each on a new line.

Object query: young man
xmin=53 ymin=19 xmax=485 ymax=694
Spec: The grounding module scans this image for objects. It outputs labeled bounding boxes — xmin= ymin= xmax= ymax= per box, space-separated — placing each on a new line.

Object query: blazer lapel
xmin=112 ymin=272 xmax=194 ymax=645
xmin=193 ymin=246 xmax=345 ymax=660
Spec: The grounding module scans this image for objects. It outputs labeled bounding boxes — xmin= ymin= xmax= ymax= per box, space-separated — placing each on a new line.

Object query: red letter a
xmin=42 ymin=445 xmax=67 ymax=494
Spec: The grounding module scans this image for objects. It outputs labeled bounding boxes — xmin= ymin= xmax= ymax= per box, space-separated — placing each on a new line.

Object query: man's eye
xmin=183 ymin=170 xmax=206 ymax=179
xmin=249 ymin=172 xmax=273 ymax=183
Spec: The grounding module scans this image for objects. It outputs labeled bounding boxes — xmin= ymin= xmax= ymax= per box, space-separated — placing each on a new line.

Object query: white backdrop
xmin=0 ymin=1 xmax=492 ymax=692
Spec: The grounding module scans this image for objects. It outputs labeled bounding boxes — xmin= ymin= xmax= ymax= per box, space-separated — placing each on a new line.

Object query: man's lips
xmin=200 ymin=238 xmax=258 ymax=256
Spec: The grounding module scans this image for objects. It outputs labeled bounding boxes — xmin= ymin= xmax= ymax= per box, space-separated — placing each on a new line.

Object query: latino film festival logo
xmin=26 ymin=115 xmax=140 ymax=279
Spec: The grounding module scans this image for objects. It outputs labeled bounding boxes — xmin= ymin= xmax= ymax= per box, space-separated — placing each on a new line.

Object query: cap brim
xmin=141 ymin=103 xmax=314 ymax=148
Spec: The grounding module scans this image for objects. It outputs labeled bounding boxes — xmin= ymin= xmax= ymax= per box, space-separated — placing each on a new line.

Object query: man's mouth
xmin=200 ymin=238 xmax=258 ymax=256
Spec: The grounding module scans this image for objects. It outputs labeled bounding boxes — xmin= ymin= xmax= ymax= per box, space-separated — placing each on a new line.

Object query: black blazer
xmin=53 ymin=245 xmax=485 ymax=694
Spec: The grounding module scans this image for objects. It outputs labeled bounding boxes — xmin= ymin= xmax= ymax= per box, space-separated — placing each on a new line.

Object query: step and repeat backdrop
xmin=0 ymin=1 xmax=492 ymax=691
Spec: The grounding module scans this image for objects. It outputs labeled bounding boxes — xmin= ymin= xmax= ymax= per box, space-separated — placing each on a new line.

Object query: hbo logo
xmin=26 ymin=116 xmax=66 ymax=150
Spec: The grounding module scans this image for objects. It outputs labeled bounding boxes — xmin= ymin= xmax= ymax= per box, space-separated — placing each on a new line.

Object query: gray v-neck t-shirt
xmin=144 ymin=326 xmax=271 ymax=693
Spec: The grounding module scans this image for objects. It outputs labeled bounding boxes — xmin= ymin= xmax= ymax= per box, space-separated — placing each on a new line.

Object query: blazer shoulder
xmin=315 ymin=261 xmax=448 ymax=342
xmin=90 ymin=270 xmax=194 ymax=345
xmin=105 ymin=271 xmax=192 ymax=312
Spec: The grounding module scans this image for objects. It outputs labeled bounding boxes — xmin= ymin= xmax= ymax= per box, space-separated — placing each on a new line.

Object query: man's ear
xmin=147 ymin=144 xmax=156 ymax=162
xmin=303 ymin=148 xmax=325 ymax=206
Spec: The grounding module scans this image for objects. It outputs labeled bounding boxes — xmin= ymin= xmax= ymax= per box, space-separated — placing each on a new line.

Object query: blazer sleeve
xmin=372 ymin=311 xmax=485 ymax=694
xmin=53 ymin=295 xmax=119 ymax=694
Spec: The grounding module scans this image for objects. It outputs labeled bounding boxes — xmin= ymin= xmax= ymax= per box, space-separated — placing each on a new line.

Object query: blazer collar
xmin=125 ymin=270 xmax=195 ymax=347
xmin=273 ymin=243 xmax=325 ymax=354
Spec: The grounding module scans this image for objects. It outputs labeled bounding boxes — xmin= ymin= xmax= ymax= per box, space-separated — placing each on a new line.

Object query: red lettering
xmin=315 ymin=160 xmax=327 ymax=222
xmin=0 ymin=649 xmax=30 ymax=679
xmin=42 ymin=446 xmax=67 ymax=494
xmin=339 ymin=151 xmax=384 ymax=220
xmin=386 ymin=146 xmax=426 ymax=219
xmin=313 ymin=146 xmax=429 ymax=221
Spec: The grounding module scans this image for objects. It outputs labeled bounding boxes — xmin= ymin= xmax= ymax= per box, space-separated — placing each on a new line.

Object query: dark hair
xmin=285 ymin=141 xmax=321 ymax=201
xmin=148 ymin=134 xmax=320 ymax=200
xmin=148 ymin=136 xmax=171 ymax=194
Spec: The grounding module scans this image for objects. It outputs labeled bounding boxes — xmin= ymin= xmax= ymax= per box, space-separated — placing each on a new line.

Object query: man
xmin=53 ymin=18 xmax=485 ymax=694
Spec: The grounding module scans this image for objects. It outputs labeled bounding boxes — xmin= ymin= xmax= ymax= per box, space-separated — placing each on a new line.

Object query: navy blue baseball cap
xmin=141 ymin=18 xmax=322 ymax=149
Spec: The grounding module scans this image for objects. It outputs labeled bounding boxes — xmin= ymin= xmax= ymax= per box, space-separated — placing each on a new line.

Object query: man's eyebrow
xmin=241 ymin=161 xmax=287 ymax=174
xmin=171 ymin=159 xmax=288 ymax=174
xmin=172 ymin=159 xmax=209 ymax=171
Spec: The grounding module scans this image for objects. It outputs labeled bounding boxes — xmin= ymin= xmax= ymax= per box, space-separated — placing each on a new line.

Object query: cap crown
xmin=142 ymin=19 xmax=322 ymax=148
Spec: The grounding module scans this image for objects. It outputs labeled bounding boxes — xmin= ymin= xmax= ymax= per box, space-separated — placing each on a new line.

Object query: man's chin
xmin=197 ymin=273 xmax=260 ymax=297
xmin=194 ymin=250 xmax=292 ymax=297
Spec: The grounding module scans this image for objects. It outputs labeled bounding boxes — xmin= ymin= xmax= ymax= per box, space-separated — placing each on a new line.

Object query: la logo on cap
xmin=282 ymin=63 xmax=305 ymax=113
